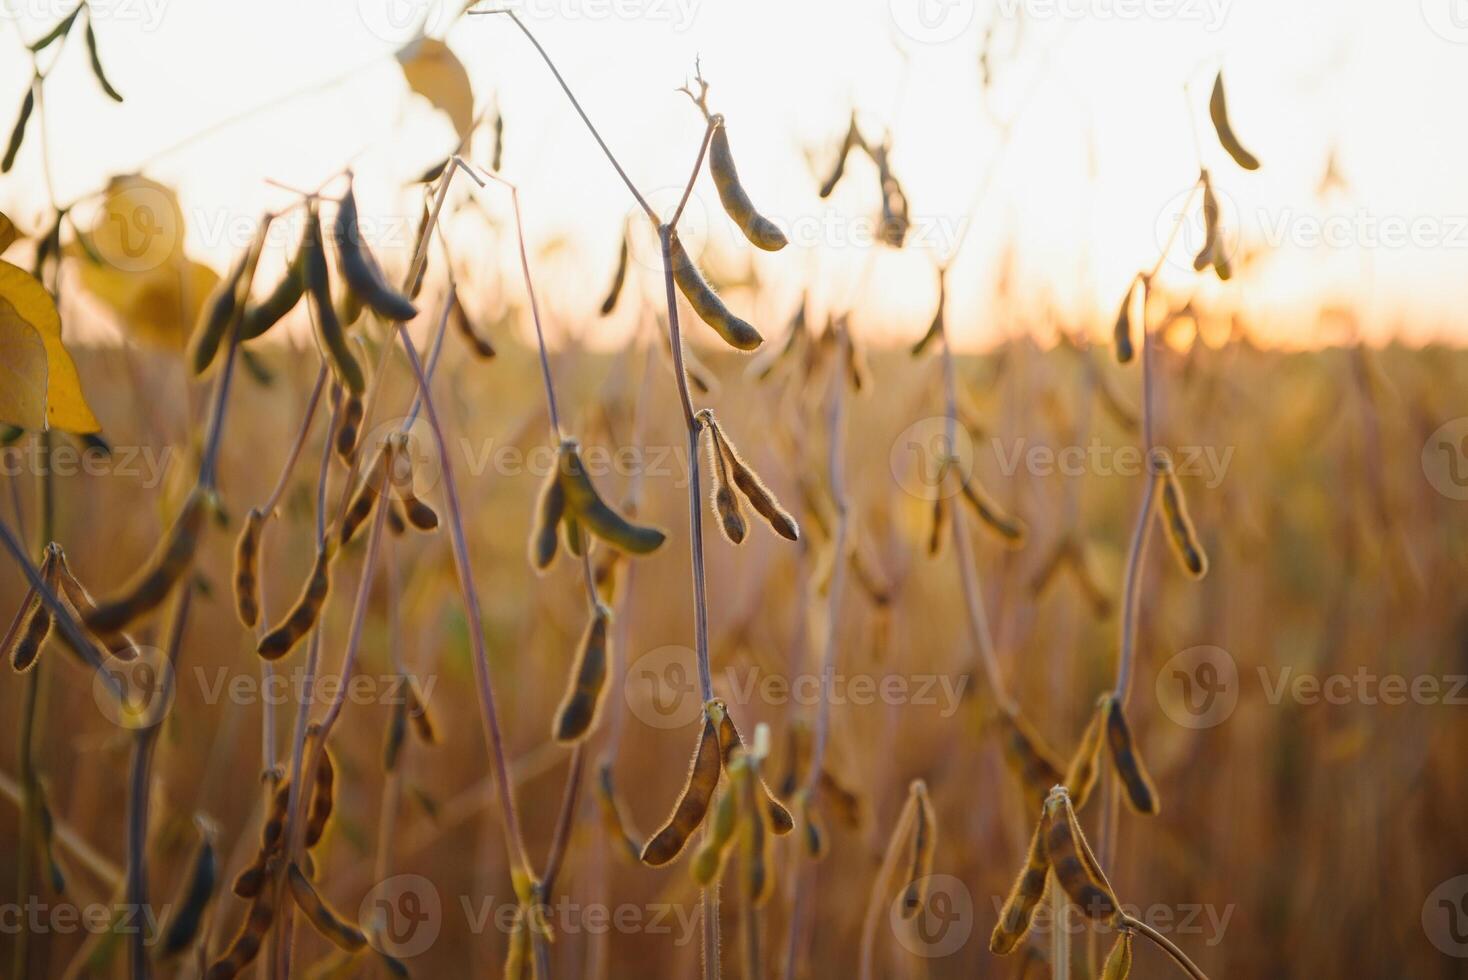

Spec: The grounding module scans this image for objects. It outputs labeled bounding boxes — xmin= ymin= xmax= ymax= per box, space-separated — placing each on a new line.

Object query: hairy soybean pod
xmin=715 ymin=710 xmax=794 ymax=834
xmin=9 ymin=554 xmax=56 ymax=672
xmin=305 ymin=736 xmax=336 ymax=848
xmin=334 ymin=391 xmax=364 ymax=460
xmin=404 ymin=677 xmax=436 ymax=744
xmin=640 ymin=704 xmax=724 ymax=866
xmin=1157 ymin=452 xmax=1209 ymax=580
xmin=340 ymin=444 xmax=389 ymax=547
xmin=239 ymin=237 xmax=306 ymax=341
xmin=596 ymin=763 xmax=644 ymax=863
xmin=989 ymin=816 xmax=1050 ymax=955
xmin=1208 ymin=71 xmax=1260 ymax=171
xmin=85 ymin=488 xmax=207 ymax=637
xmin=189 ymin=250 xmax=249 ymax=375
xmin=335 ymin=186 xmax=418 ymax=322
xmin=928 ymin=495 xmax=948 ymax=557
xmin=1102 ymin=929 xmax=1134 ymax=980
xmin=256 ymin=547 xmax=330 ymax=660
xmin=160 ymin=828 xmax=217 ymax=959
xmin=387 ymin=435 xmax=438 ymax=531
xmin=558 ymin=440 xmax=667 ymax=555
xmin=701 ymin=417 xmax=747 ymax=544
xmin=709 ymin=118 xmax=788 ymax=252
xmin=1043 ymin=789 xmax=1118 ymax=922
xmin=206 ymin=889 xmax=275 ymax=980
xmin=739 ymin=761 xmax=775 ymax=906
xmin=998 ymin=707 xmax=1065 ymax=814
xmin=901 ymin=780 xmax=936 ymax=918
xmin=1105 ymin=699 xmax=1160 ymax=816
xmin=709 ymin=419 xmax=799 ymax=542
xmin=1113 ymin=277 xmax=1136 ymax=364
xmin=0 ymin=582 xmax=41 ymax=671
xmin=691 ymin=781 xmax=740 ymax=887
xmin=303 ymin=208 xmax=365 ymax=395
xmin=959 ymin=474 xmax=1027 ymax=548
xmin=233 ymin=508 xmax=264 ymax=628
xmin=669 ymin=234 xmax=764 ymax=351
xmin=288 ymin=863 xmax=367 ymax=952
xmin=1062 ymin=698 xmax=1108 ymax=812
xmin=529 ymin=466 xmax=564 ymax=571
xmin=553 ymin=603 xmax=611 ymax=743
xmin=1193 ymin=172 xmax=1222 ymax=275
xmin=599 ymin=231 xmax=629 ymax=316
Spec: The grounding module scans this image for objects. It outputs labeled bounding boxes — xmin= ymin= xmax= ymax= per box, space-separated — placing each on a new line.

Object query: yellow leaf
xmin=70 ymin=175 xmax=217 ymax=350
xmin=71 ymin=243 xmax=220 ymax=350
xmin=0 ymin=260 xmax=99 ymax=433
xmin=397 ymin=38 xmax=474 ymax=141
xmin=0 ymin=299 xmax=47 ymax=430
xmin=0 ymin=211 xmax=15 ymax=253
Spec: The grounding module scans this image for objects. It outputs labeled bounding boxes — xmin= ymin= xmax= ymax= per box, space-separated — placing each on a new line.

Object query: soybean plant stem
xmin=126 ymin=584 xmax=193 ymax=980
xmin=495 ymin=12 xmax=657 ymax=225
xmin=856 ymin=793 xmax=919 ymax=980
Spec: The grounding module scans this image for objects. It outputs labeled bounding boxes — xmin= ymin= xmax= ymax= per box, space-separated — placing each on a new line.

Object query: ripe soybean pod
xmin=552 ymin=602 xmax=611 ymax=743
xmin=558 ymin=439 xmax=667 ymax=554
xmin=641 ymin=701 xmax=725 ymax=866
xmin=1043 ymin=787 xmax=1119 ymax=923
xmin=989 ymin=814 xmax=1050 ymax=955
xmin=302 ymin=206 xmax=365 ymax=395
xmin=334 ymin=182 xmax=419 ymax=322
xmin=84 ymin=487 xmax=208 ymax=637
xmin=900 ymin=780 xmax=936 ymax=918
xmin=256 ymin=545 xmax=331 ymax=661
xmin=668 ymin=232 xmax=764 ymax=351
xmin=1104 ymin=697 xmax=1160 ymax=816
xmin=708 ymin=115 xmax=788 ymax=251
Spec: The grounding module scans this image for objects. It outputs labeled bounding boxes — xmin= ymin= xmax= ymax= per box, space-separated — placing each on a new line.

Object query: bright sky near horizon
xmin=3 ymin=0 xmax=1467 ymax=349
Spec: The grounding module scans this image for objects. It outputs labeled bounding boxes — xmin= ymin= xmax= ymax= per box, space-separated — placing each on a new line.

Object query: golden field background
xmin=1 ymin=312 xmax=1466 ymax=977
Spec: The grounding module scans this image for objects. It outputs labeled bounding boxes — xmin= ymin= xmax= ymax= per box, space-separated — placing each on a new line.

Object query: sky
xmin=3 ymin=0 xmax=1468 ymax=349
